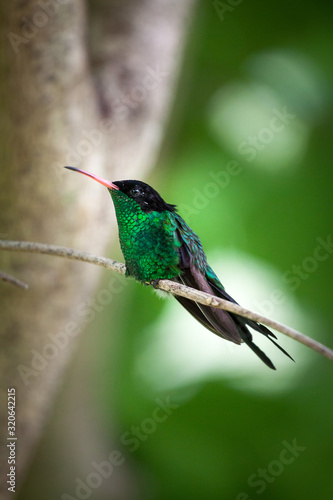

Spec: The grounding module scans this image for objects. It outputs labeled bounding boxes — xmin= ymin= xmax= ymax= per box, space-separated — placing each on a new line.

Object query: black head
xmin=113 ymin=180 xmax=177 ymax=213
xmin=64 ymin=167 xmax=176 ymax=213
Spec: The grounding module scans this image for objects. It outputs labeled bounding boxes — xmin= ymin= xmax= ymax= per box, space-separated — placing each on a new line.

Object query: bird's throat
xmin=109 ymin=189 xmax=181 ymax=282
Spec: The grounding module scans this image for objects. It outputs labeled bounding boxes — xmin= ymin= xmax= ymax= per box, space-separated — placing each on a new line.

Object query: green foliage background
xmin=19 ymin=1 xmax=333 ymax=499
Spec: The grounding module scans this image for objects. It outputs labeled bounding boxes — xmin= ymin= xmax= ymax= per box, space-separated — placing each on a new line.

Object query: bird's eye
xmin=130 ymin=187 xmax=143 ymax=197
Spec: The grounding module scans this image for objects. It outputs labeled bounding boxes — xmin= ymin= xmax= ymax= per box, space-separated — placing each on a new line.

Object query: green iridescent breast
xmin=110 ymin=190 xmax=181 ymax=282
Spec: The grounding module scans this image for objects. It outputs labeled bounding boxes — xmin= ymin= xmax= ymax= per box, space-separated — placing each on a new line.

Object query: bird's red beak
xmin=64 ymin=166 xmax=119 ymax=190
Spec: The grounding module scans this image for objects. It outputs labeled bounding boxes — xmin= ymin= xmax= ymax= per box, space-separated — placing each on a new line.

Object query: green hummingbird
xmin=65 ymin=166 xmax=293 ymax=369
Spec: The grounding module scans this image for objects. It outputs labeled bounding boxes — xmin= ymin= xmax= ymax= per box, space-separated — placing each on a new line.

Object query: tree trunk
xmin=0 ymin=0 xmax=195 ymax=496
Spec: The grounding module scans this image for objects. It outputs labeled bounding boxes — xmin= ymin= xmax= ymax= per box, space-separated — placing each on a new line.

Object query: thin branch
xmin=157 ymin=280 xmax=333 ymax=360
xmin=1 ymin=239 xmax=333 ymax=361
xmin=0 ymin=270 xmax=29 ymax=289
xmin=0 ymin=240 xmax=126 ymax=274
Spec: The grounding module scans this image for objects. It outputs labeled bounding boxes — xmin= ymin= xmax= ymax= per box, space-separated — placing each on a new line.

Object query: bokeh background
xmin=18 ymin=1 xmax=333 ymax=499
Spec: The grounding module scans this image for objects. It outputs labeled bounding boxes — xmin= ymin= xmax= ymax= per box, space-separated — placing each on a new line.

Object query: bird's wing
xmin=173 ymin=217 xmax=242 ymax=344
xmin=207 ymin=268 xmax=294 ymax=362
xmin=172 ymin=214 xmax=293 ymax=368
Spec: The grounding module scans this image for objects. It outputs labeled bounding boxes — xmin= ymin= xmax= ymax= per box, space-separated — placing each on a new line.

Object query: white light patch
xmin=135 ymin=251 xmax=316 ymax=395
xmin=207 ymin=81 xmax=309 ymax=171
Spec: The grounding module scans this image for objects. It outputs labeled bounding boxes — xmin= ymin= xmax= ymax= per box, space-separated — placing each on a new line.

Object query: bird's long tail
xmin=207 ymin=275 xmax=294 ymax=369
xmin=234 ymin=315 xmax=294 ymax=370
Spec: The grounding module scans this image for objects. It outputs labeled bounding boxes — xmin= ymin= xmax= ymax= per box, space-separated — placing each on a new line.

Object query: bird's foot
xmin=149 ymin=279 xmax=160 ymax=289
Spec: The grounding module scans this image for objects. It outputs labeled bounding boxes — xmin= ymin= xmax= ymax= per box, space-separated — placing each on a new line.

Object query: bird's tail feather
xmin=208 ymin=277 xmax=294 ymax=364
xmin=238 ymin=316 xmax=295 ymax=362
xmin=244 ymin=338 xmax=276 ymax=370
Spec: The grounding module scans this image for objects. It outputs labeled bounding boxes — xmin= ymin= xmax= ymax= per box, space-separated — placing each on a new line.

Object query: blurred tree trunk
xmin=0 ymin=0 xmax=195 ymax=497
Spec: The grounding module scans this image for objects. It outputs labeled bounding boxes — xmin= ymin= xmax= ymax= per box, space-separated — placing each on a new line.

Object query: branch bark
xmin=1 ymin=239 xmax=332 ymax=362
xmin=0 ymin=270 xmax=28 ymax=289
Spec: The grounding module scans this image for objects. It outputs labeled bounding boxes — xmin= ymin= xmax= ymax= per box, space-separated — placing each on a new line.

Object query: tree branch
xmin=0 ymin=269 xmax=29 ymax=289
xmin=1 ymin=239 xmax=333 ymax=361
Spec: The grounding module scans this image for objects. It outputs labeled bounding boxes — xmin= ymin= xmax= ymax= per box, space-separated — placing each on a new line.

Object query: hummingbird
xmin=65 ymin=166 xmax=293 ymax=369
